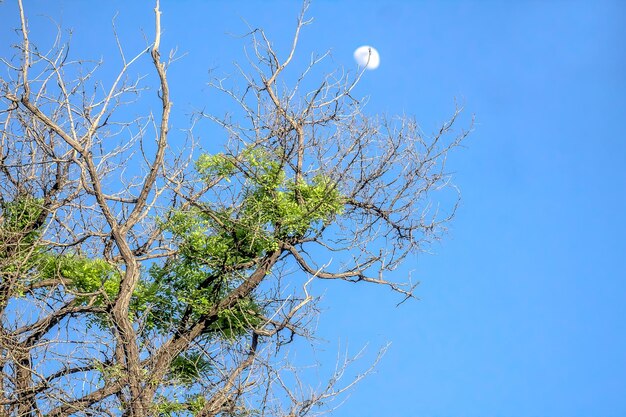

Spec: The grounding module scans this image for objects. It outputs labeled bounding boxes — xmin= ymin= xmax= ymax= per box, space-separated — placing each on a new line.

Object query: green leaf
xmin=168 ymin=351 xmax=212 ymax=386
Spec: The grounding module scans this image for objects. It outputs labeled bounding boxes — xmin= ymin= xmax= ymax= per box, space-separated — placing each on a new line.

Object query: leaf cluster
xmin=139 ymin=148 xmax=343 ymax=338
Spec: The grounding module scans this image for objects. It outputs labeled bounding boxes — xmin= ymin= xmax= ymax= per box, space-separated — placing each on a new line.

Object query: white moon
xmin=353 ymin=45 xmax=380 ymax=70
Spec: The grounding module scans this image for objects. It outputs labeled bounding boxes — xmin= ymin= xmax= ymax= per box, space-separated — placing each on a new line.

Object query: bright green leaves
xmin=154 ymin=395 xmax=206 ymax=417
xmin=39 ymin=254 xmax=120 ymax=305
xmin=0 ymin=197 xmax=44 ymax=243
xmin=243 ymin=147 xmax=285 ymax=188
xmin=243 ymin=173 xmax=343 ymax=239
xmin=42 ymin=255 xmax=118 ymax=294
xmin=142 ymin=147 xmax=344 ymax=341
xmin=197 ymin=147 xmax=344 ymax=240
xmin=165 ymin=208 xmax=270 ymax=269
xmin=196 ymin=153 xmax=236 ymax=179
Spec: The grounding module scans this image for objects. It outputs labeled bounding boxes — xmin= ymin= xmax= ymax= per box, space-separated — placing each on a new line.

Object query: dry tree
xmin=0 ymin=1 xmax=470 ymax=416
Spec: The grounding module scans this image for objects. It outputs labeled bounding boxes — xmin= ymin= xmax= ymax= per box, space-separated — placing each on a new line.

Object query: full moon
xmin=353 ymin=45 xmax=380 ymax=70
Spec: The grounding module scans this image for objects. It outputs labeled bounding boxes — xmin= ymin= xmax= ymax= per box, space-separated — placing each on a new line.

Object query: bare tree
xmin=0 ymin=1 xmax=470 ymax=416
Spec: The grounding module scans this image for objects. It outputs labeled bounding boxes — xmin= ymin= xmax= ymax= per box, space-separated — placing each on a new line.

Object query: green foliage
xmin=138 ymin=147 xmax=344 ymax=338
xmin=197 ymin=148 xmax=344 ymax=239
xmin=154 ymin=394 xmax=207 ymax=417
xmin=155 ymin=398 xmax=187 ymax=417
xmin=244 ymin=174 xmax=344 ymax=239
xmin=187 ymin=396 xmax=208 ymax=415
xmin=196 ymin=153 xmax=236 ymax=179
xmin=208 ymin=296 xmax=263 ymax=339
xmin=38 ymin=254 xmax=120 ymax=303
xmin=168 ymin=351 xmax=212 ymax=386
xmin=94 ymin=361 xmax=125 ymax=383
xmin=0 ymin=197 xmax=44 ymax=240
xmin=0 ymin=197 xmax=45 ymax=268
xmin=142 ymin=259 xmax=263 ymax=338
xmin=0 ymin=197 xmax=48 ymax=300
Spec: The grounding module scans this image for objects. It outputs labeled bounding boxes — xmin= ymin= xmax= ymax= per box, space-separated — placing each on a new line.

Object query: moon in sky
xmin=353 ymin=45 xmax=380 ymax=70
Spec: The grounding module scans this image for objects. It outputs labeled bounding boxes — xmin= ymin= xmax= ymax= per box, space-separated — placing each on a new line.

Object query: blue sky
xmin=2 ymin=1 xmax=625 ymax=416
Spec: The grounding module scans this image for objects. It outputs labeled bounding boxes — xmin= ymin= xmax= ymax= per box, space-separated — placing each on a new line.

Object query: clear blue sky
xmin=2 ymin=1 xmax=625 ymax=416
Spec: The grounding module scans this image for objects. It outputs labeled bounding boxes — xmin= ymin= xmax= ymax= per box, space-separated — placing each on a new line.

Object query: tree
xmin=0 ymin=1 xmax=469 ymax=416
